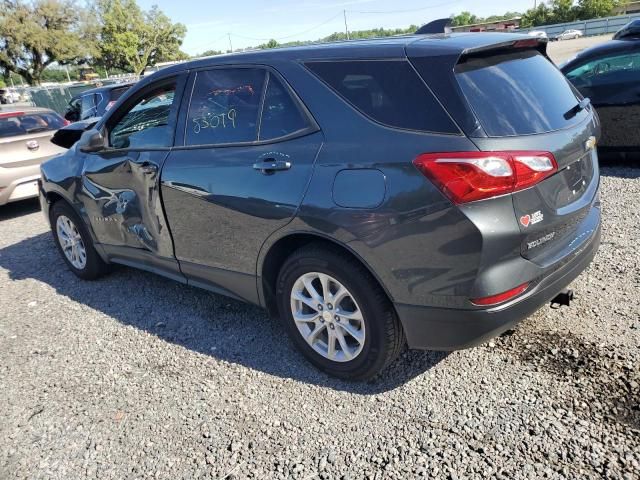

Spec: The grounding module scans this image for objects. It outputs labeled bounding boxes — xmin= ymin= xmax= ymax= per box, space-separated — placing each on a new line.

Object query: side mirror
xmin=80 ymin=129 xmax=106 ymax=153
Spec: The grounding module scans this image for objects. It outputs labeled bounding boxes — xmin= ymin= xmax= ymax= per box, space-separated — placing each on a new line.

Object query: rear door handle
xmin=253 ymin=159 xmax=291 ymax=174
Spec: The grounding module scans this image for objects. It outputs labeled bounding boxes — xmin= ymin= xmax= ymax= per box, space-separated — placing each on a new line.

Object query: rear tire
xmin=50 ymin=201 xmax=110 ymax=280
xmin=276 ymin=244 xmax=405 ymax=380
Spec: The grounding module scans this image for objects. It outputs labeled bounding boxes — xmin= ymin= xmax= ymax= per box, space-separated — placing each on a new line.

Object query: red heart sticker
xmin=520 ymin=215 xmax=531 ymax=227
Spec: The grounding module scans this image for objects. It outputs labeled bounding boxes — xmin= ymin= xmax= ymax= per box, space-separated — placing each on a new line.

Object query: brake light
xmin=413 ymin=151 xmax=557 ymax=204
xmin=471 ymin=282 xmax=529 ymax=306
xmin=62 ymin=119 xmax=71 ymax=126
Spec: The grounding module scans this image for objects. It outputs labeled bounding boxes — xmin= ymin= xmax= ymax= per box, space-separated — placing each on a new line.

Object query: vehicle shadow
xmin=0 ymin=198 xmax=41 ymax=221
xmin=0 ymin=232 xmax=447 ymax=393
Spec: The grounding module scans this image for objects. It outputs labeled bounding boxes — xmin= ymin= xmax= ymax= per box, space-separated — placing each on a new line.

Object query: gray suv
xmin=39 ymin=33 xmax=601 ymax=379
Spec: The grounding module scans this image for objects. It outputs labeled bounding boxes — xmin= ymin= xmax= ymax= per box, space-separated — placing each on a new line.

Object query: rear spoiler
xmin=457 ymin=37 xmax=548 ymax=63
xmin=415 ymin=18 xmax=452 ymax=35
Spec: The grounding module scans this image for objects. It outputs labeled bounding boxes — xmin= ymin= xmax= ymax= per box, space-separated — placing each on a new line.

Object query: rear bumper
xmin=395 ymin=222 xmax=601 ymax=350
xmin=0 ymin=167 xmax=41 ymax=206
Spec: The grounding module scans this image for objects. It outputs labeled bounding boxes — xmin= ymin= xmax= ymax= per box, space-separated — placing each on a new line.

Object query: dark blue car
xmin=39 ymin=33 xmax=601 ymax=379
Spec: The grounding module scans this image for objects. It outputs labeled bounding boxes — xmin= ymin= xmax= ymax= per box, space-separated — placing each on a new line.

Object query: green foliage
xmin=196 ymin=49 xmax=224 ymax=57
xmin=0 ymin=0 xmax=97 ymax=85
xmin=521 ymin=0 xmax=622 ymax=27
xmin=451 ymin=11 xmax=522 ymax=27
xmin=97 ymin=0 xmax=187 ymax=75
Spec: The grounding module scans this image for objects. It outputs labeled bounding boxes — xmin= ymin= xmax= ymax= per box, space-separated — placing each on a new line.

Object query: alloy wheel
xmin=56 ymin=215 xmax=87 ymax=270
xmin=290 ymin=272 xmax=366 ymax=362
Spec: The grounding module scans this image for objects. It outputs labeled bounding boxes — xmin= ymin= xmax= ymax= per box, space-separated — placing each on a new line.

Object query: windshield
xmin=455 ymin=49 xmax=588 ymax=136
xmin=0 ymin=112 xmax=66 ymax=138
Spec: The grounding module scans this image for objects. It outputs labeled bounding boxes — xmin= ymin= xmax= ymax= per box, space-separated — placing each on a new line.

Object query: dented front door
xmin=79 ymin=150 xmax=174 ymax=259
xmin=76 ymin=75 xmax=185 ymax=273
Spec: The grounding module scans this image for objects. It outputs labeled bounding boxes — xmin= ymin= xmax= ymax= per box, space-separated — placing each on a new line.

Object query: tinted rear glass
xmin=306 ymin=60 xmax=459 ymax=134
xmin=0 ymin=112 xmax=65 ymax=138
xmin=455 ymin=50 xmax=587 ymax=136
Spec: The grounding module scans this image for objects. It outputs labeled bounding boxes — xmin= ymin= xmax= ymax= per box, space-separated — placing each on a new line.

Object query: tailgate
xmin=408 ymin=36 xmax=601 ymax=263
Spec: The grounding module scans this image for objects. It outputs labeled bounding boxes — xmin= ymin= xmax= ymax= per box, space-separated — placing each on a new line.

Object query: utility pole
xmin=343 ymin=10 xmax=350 ymax=40
xmin=228 ymin=33 xmax=233 ymax=52
xmin=65 ymin=66 xmax=71 ymax=83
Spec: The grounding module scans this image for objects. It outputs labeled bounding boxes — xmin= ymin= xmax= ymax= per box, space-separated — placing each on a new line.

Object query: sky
xmin=137 ymin=0 xmax=538 ymax=56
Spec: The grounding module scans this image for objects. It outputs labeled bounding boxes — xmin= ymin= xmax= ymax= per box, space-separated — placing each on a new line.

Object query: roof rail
xmin=415 ymin=18 xmax=452 ymax=35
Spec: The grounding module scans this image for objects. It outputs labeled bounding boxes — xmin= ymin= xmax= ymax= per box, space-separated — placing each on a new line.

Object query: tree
xmin=0 ymin=0 xmax=97 ymax=85
xmin=196 ymin=49 xmax=223 ymax=58
xmin=578 ymin=0 xmax=620 ymax=18
xmin=521 ymin=3 xmax=553 ymax=27
xmin=98 ymin=0 xmax=187 ymax=75
xmin=451 ymin=11 xmax=479 ymax=26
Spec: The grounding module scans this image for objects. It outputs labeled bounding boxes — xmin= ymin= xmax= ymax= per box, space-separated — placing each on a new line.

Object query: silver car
xmin=0 ymin=107 xmax=67 ymax=206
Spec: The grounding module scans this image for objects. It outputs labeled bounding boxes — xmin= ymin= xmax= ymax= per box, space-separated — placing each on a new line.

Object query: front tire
xmin=50 ymin=201 xmax=110 ymax=280
xmin=276 ymin=244 xmax=405 ymax=380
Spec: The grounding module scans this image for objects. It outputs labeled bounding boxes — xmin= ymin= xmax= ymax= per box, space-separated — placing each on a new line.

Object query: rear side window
xmin=455 ymin=50 xmax=587 ymax=136
xmin=305 ymin=60 xmax=459 ymax=134
xmin=186 ymin=69 xmax=266 ymax=146
xmin=259 ymin=74 xmax=309 ymax=140
xmin=0 ymin=111 xmax=65 ymax=138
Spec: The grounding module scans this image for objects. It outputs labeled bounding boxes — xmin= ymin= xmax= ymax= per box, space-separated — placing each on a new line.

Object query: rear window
xmin=0 ymin=112 xmax=65 ymax=138
xmin=306 ymin=60 xmax=459 ymax=134
xmin=455 ymin=50 xmax=587 ymax=136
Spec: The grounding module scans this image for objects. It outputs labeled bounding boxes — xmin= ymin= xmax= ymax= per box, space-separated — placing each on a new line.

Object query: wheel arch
xmin=258 ymin=231 xmax=395 ymax=319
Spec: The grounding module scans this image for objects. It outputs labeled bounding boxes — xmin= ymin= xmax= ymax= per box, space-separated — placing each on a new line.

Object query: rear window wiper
xmin=564 ymin=97 xmax=591 ymax=120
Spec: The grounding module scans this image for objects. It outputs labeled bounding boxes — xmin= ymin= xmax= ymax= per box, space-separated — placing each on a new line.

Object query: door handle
xmin=253 ymin=158 xmax=291 ymax=174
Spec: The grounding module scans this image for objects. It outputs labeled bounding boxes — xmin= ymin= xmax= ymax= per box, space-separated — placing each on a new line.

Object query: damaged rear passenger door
xmin=79 ymin=74 xmax=187 ymax=278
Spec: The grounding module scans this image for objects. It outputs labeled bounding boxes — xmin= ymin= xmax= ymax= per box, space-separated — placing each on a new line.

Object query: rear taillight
xmin=471 ymin=282 xmax=530 ymax=306
xmin=62 ymin=119 xmax=71 ymax=126
xmin=413 ymin=151 xmax=557 ymax=204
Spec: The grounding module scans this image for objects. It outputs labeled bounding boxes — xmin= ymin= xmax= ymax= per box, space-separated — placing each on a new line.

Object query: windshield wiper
xmin=564 ymin=97 xmax=591 ymax=120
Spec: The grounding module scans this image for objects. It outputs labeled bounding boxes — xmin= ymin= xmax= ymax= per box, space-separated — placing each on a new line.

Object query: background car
xmin=0 ymin=88 xmax=20 ymax=104
xmin=528 ymin=30 xmax=548 ymax=39
xmin=0 ymin=107 xmax=67 ymax=206
xmin=561 ymin=33 xmax=640 ymax=153
xmin=64 ymin=82 xmax=134 ymax=122
xmin=553 ymin=29 xmax=583 ymax=41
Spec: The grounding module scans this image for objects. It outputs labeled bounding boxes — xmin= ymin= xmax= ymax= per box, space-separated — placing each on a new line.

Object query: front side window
xmin=565 ymin=52 xmax=640 ymax=87
xmin=109 ymin=83 xmax=176 ymax=149
xmin=186 ymin=69 xmax=265 ymax=146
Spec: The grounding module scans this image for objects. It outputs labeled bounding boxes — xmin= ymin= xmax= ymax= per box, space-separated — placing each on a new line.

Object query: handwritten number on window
xmin=192 ymin=108 xmax=237 ymax=134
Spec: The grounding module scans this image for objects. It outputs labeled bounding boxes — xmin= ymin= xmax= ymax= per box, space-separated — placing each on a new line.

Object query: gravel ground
xmin=0 ymin=162 xmax=638 ymax=480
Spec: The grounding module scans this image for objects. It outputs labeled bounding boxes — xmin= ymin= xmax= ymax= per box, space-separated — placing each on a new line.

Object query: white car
xmin=554 ymin=29 xmax=583 ymax=41
xmin=528 ymin=30 xmax=548 ymax=39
